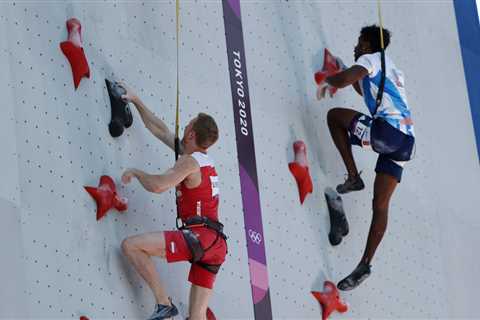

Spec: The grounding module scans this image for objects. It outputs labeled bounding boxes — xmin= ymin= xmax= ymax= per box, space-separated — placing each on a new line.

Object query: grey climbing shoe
xmin=147 ymin=300 xmax=179 ymax=320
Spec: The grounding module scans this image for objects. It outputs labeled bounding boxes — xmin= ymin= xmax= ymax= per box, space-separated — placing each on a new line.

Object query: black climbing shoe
xmin=336 ymin=173 xmax=365 ymax=194
xmin=337 ymin=262 xmax=371 ymax=291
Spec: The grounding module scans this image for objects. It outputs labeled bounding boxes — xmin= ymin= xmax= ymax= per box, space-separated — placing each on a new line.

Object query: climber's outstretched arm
xmin=327 ymin=65 xmax=368 ymax=89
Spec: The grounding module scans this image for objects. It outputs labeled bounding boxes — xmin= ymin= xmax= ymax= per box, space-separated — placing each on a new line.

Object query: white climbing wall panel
xmin=0 ymin=1 xmax=479 ymax=319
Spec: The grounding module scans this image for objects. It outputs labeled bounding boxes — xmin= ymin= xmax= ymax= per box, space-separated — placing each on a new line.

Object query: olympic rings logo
xmin=248 ymin=229 xmax=262 ymax=244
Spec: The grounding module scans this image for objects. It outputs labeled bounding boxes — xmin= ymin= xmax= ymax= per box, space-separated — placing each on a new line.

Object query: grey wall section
xmin=0 ymin=1 xmax=479 ymax=319
xmin=0 ymin=199 xmax=29 ymax=318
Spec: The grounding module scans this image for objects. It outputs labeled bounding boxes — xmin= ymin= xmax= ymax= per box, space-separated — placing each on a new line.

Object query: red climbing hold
xmin=79 ymin=317 xmax=90 ymax=320
xmin=288 ymin=140 xmax=313 ymax=204
xmin=314 ymin=48 xmax=340 ymax=98
xmin=311 ymin=281 xmax=348 ymax=320
xmin=186 ymin=307 xmax=215 ymax=320
xmin=206 ymin=307 xmax=216 ymax=320
xmin=84 ymin=175 xmax=128 ymax=220
xmin=60 ymin=18 xmax=90 ymax=89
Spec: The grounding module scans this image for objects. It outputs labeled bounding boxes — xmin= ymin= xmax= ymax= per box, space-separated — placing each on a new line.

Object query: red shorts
xmin=163 ymin=227 xmax=227 ymax=289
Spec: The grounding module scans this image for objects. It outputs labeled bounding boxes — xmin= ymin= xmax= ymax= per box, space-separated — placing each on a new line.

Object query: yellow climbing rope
xmin=375 ymin=0 xmax=387 ymax=109
xmin=175 ymin=0 xmax=182 ymax=229
xmin=175 ymin=0 xmax=180 ymax=160
xmin=377 ymin=0 xmax=385 ymax=50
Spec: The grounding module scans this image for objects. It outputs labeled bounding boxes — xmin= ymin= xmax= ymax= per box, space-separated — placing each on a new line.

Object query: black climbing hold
xmin=325 ymin=188 xmax=349 ymax=246
xmin=105 ymin=79 xmax=133 ymax=138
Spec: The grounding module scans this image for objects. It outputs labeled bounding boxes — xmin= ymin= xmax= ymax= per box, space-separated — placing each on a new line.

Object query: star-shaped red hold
xmin=84 ymin=175 xmax=128 ymax=220
xmin=314 ymin=48 xmax=341 ymax=97
xmin=311 ymin=281 xmax=348 ymax=320
xmin=186 ymin=307 xmax=215 ymax=320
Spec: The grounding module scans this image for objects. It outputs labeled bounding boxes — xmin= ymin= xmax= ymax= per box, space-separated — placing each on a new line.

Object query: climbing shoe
xmin=336 ymin=173 xmax=365 ymax=194
xmin=337 ymin=262 xmax=371 ymax=291
xmin=147 ymin=299 xmax=179 ymax=320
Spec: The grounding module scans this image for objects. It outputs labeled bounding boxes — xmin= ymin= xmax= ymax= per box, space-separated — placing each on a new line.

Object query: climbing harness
xmin=180 ymin=216 xmax=227 ymax=274
xmin=373 ymin=1 xmax=416 ymax=160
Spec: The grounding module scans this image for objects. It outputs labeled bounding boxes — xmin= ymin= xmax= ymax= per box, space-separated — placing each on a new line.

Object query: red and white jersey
xmin=176 ymin=152 xmax=219 ymax=222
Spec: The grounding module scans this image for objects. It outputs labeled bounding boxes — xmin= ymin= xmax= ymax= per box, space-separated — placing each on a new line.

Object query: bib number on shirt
xmin=353 ymin=116 xmax=372 ymax=148
xmin=210 ymin=176 xmax=219 ymax=197
xmin=354 ymin=121 xmax=367 ymax=140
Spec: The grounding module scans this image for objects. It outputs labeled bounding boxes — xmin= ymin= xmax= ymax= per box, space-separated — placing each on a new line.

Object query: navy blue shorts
xmin=348 ymin=113 xmax=415 ymax=182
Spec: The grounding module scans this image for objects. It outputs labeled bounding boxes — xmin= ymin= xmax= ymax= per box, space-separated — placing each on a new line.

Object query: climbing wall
xmin=1 ymin=1 xmax=479 ymax=319
xmin=0 ymin=1 xmax=253 ymax=319
xmin=240 ymin=1 xmax=480 ymax=319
